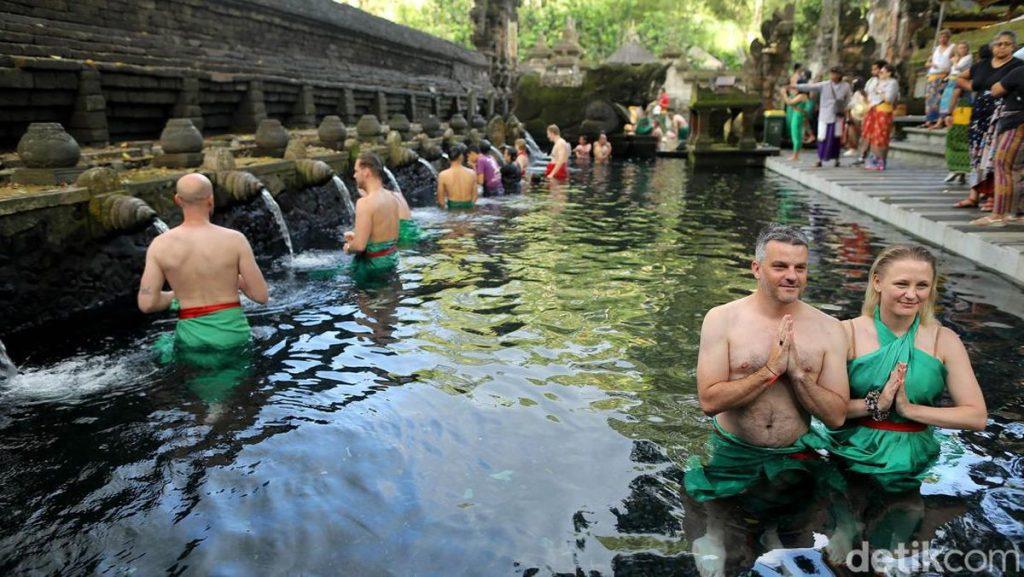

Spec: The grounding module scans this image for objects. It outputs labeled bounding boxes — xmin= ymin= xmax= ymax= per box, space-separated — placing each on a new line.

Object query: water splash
xmin=152 ymin=218 xmax=170 ymax=235
xmin=0 ymin=338 xmax=17 ymax=381
xmin=417 ymin=157 xmax=438 ymax=179
xmin=523 ymin=129 xmax=551 ymax=163
xmin=383 ymin=167 xmax=402 ymax=194
xmin=331 ymin=175 xmax=356 ymax=221
xmin=260 ymin=188 xmax=294 ymax=256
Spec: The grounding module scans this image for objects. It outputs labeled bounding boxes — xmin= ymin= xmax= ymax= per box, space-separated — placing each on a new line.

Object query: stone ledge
xmin=0 ymin=186 xmax=90 ymax=216
xmin=766 ymin=156 xmax=1024 ymax=286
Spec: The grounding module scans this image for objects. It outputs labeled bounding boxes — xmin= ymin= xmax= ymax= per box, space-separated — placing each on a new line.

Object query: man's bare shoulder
xmin=796 ymin=301 xmax=843 ymax=328
xmin=703 ymin=296 xmax=751 ymax=326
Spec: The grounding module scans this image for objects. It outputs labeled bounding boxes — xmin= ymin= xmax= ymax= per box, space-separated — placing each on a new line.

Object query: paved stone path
xmin=766 ymin=155 xmax=1024 ymax=285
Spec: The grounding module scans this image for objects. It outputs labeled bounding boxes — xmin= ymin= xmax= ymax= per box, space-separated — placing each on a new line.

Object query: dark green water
xmin=1 ymin=159 xmax=1023 ymax=576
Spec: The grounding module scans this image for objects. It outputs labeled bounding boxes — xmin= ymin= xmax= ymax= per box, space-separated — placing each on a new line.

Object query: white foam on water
xmin=0 ymin=349 xmax=158 ymax=404
xmin=152 ymin=218 xmax=170 ymax=234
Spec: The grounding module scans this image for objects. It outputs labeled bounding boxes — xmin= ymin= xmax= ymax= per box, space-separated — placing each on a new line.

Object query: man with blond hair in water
xmin=138 ymin=173 xmax=268 ymax=361
xmin=545 ymin=124 xmax=571 ymax=180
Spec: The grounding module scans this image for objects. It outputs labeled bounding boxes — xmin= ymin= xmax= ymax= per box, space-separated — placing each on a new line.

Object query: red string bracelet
xmin=765 ymin=366 xmax=780 ymax=385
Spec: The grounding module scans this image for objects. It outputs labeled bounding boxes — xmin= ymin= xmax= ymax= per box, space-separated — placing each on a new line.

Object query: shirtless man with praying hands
xmin=684 ymin=223 xmax=849 ymax=576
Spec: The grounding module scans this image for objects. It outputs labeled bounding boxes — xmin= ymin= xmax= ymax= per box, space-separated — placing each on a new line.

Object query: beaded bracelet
xmin=865 ymin=389 xmax=889 ymax=421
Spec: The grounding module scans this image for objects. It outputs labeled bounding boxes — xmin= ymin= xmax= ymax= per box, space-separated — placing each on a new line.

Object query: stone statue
xmin=744 ymin=4 xmax=795 ymax=112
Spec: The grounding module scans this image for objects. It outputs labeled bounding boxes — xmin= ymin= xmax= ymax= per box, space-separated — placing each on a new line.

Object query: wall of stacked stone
xmin=0 ymin=0 xmax=497 ymax=149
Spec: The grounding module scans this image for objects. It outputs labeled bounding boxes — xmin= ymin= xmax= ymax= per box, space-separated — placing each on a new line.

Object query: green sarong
xmin=446 ymin=199 xmax=474 ymax=210
xmin=154 ymin=303 xmax=253 ymax=403
xmin=786 ymin=100 xmax=813 ymax=153
xmin=684 ymin=418 xmax=839 ymax=511
xmin=826 ymin=309 xmax=945 ymax=493
xmin=635 ymin=117 xmax=653 ymax=135
xmin=349 ymin=239 xmax=398 ymax=285
xmin=946 ymin=116 xmax=971 ymax=173
xmin=398 ymin=218 xmax=422 ymax=245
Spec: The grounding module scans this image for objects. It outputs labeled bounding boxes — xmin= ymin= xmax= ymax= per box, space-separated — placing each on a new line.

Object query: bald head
xmin=176 ymin=173 xmax=214 ymax=204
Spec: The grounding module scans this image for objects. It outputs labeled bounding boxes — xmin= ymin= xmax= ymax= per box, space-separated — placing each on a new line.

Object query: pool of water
xmin=2 ymin=159 xmax=1024 ymax=576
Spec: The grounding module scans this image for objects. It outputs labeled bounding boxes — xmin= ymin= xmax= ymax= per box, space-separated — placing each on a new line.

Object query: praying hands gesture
xmin=879 ymin=362 xmax=907 ymax=415
xmin=765 ymin=315 xmax=792 ymax=378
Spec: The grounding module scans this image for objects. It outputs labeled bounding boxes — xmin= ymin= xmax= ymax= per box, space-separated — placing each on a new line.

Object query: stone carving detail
xmin=449 ymin=113 xmax=469 ymax=135
xmin=254 ymin=119 xmax=290 ymax=157
xmin=17 ymin=123 xmax=81 ymax=168
xmin=356 ymin=115 xmax=383 ymax=143
xmin=159 ymin=118 xmax=203 ymax=154
xmin=294 ymin=159 xmax=334 ymax=187
xmin=318 ymin=115 xmax=348 ymax=150
xmin=745 ymin=5 xmax=796 ymax=112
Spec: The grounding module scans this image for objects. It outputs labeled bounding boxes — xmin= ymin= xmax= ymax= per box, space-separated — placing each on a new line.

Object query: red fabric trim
xmin=365 ymin=245 xmax=397 ymax=259
xmin=856 ymin=417 xmax=926 ymax=432
xmin=786 ymin=450 xmax=820 ymax=461
xmin=178 ymin=301 xmax=241 ymax=319
xmin=545 ymin=162 xmax=568 ymax=180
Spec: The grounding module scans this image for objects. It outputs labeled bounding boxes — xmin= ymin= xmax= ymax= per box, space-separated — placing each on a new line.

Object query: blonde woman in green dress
xmin=781 ymin=85 xmax=814 ymax=161
xmin=831 ymin=244 xmax=986 ymax=493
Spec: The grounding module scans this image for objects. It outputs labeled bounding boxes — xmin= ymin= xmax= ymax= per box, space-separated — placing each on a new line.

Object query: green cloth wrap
xmin=446 ymin=199 xmax=475 ymax=210
xmin=786 ymin=100 xmax=813 ymax=153
xmin=349 ymin=239 xmax=398 ymax=285
xmin=826 ymin=309 xmax=946 ymax=493
xmin=398 ymin=219 xmax=422 ymax=245
xmin=153 ymin=305 xmax=253 ymax=403
xmin=685 ymin=419 xmax=841 ymax=511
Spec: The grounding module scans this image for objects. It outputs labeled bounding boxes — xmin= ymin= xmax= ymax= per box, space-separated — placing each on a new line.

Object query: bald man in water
xmin=138 ymin=173 xmax=268 ymax=354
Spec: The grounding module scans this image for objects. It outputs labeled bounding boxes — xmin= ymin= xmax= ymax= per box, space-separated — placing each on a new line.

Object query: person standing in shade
xmin=780 ymin=84 xmax=814 ymax=161
xmin=923 ymin=29 xmax=955 ymax=129
xmin=794 ymin=66 xmax=852 ymax=168
xmin=862 ymin=64 xmax=900 ymax=171
xmin=972 ymin=62 xmax=1024 ymax=225
xmin=437 ymin=143 xmax=477 ymax=210
xmin=545 ymin=124 xmax=571 ymax=180
xmin=500 ymin=145 xmax=522 ymax=196
xmin=953 ymin=30 xmax=1022 ymax=210
xmin=593 ymin=132 xmax=612 ymax=163
xmin=344 ymin=152 xmax=400 ymax=283
xmin=467 ymin=142 xmax=504 ymax=196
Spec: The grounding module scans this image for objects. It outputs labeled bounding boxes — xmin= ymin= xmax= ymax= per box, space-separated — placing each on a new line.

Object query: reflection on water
xmin=1 ymin=159 xmax=1023 ymax=576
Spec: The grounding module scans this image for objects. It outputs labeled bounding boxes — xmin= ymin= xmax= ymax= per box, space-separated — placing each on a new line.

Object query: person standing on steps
xmin=794 ymin=66 xmax=852 ymax=168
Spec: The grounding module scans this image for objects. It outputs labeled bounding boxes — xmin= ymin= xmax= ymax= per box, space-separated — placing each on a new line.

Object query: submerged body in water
xmin=344 ymin=152 xmax=400 ymax=285
xmin=0 ymin=160 xmax=1020 ymax=576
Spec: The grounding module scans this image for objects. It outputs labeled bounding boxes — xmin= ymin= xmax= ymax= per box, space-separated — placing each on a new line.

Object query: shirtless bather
xmin=685 ymin=223 xmax=849 ymax=575
xmin=437 ymin=143 xmax=477 ymax=209
xmin=138 ymin=173 xmax=268 ymax=356
xmin=345 ymin=152 xmax=400 ymax=283
xmin=544 ymin=124 xmax=571 ymax=180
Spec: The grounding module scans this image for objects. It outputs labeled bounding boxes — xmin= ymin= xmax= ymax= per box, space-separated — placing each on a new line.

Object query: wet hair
xmin=479 ymin=140 xmax=492 ymax=154
xmin=466 ymin=143 xmax=481 ymax=154
xmin=356 ymin=151 xmax=384 ymax=180
xmin=449 ymin=143 xmax=467 ymax=162
xmin=862 ymin=245 xmax=938 ymax=324
xmin=754 ymin=223 xmax=809 ymax=263
xmin=995 ymin=30 xmax=1018 ymax=47
xmin=547 ymin=124 xmax=560 ymax=136
xmin=515 ymin=138 xmax=527 ymax=151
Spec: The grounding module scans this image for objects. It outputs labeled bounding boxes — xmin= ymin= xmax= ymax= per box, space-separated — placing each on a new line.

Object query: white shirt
xmin=928 ymin=44 xmax=955 ymax=75
xmin=869 ymin=78 xmax=900 ymax=106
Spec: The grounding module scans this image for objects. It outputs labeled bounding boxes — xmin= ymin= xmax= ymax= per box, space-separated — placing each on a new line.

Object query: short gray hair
xmin=995 ymin=30 xmax=1018 ymax=46
xmin=755 ymin=223 xmax=809 ymax=262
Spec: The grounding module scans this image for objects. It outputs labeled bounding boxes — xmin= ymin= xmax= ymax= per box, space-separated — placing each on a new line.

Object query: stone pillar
xmin=452 ymin=95 xmax=463 ymax=116
xmin=738 ymin=105 xmax=758 ymax=151
xmin=171 ymin=77 xmax=203 ymax=132
xmin=467 ymin=89 xmax=478 ymax=120
xmin=338 ymin=87 xmax=357 ymax=125
xmin=68 ymin=69 xmax=109 ymax=147
xmin=375 ymin=91 xmax=389 ymax=123
xmin=486 ymin=93 xmax=496 ymax=118
xmin=288 ymin=84 xmax=316 ymax=129
xmin=432 ymin=95 xmax=442 ymax=117
xmin=405 ymin=94 xmax=418 ymax=122
xmin=232 ymin=80 xmax=267 ymax=134
xmin=500 ymin=95 xmax=510 ymax=117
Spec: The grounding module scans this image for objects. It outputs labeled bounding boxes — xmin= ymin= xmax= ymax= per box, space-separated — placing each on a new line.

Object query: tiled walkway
xmin=766 ymin=155 xmax=1024 ymax=286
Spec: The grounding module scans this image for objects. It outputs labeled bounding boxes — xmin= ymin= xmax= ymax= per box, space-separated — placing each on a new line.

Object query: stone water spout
xmin=213 ymin=170 xmax=264 ymax=207
xmin=92 ymin=194 xmax=159 ymax=233
xmin=294 ymin=159 xmax=334 ymax=188
xmin=385 ymin=130 xmax=419 ymax=168
xmin=413 ymin=134 xmax=443 ymax=161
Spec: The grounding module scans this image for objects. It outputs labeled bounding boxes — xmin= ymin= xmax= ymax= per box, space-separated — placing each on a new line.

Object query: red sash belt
xmin=856 ymin=417 xmax=926 ymax=432
xmin=365 ymin=244 xmax=397 ymax=259
xmin=178 ymin=301 xmax=241 ymax=319
xmin=786 ymin=450 xmax=820 ymax=461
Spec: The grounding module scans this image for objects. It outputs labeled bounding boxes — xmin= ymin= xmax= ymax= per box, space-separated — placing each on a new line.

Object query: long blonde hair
xmin=862 ymin=244 xmax=939 ymax=324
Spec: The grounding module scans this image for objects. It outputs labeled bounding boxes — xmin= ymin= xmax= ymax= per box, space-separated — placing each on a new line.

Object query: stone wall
xmin=0 ymin=0 xmax=495 ymax=148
